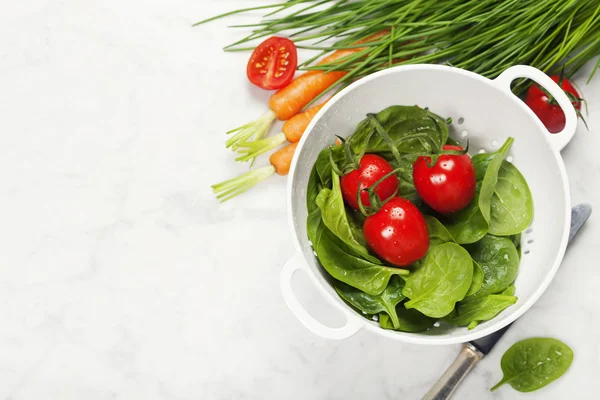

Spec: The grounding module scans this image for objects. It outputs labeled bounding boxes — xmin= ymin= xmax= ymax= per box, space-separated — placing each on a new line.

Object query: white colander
xmin=281 ymin=64 xmax=577 ymax=345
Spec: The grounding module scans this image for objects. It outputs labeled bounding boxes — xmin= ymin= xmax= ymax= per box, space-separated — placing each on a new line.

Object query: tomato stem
xmin=211 ymin=165 xmax=276 ymax=202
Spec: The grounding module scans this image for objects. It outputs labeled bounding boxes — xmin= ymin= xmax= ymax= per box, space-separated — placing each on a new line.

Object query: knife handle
xmin=421 ymin=343 xmax=484 ymax=400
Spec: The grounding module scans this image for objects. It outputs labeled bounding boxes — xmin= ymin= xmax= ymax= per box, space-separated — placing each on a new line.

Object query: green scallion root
xmin=234 ymin=132 xmax=287 ymax=163
xmin=211 ymin=165 xmax=276 ymax=202
xmin=225 ymin=110 xmax=277 ymax=151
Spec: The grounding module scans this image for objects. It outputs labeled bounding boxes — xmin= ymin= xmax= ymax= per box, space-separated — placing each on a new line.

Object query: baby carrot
xmin=212 ymin=142 xmax=299 ymax=202
xmin=235 ymin=101 xmax=327 ymax=162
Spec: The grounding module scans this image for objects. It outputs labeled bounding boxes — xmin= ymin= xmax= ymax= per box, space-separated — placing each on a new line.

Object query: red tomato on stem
xmin=247 ymin=37 xmax=297 ymax=90
xmin=363 ymin=197 xmax=429 ymax=267
xmin=524 ymin=75 xmax=583 ymax=133
xmin=413 ymin=145 xmax=476 ymax=214
xmin=341 ymin=154 xmax=399 ymax=211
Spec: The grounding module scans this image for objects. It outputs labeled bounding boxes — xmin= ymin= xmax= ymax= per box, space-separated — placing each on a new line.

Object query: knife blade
xmin=422 ymin=203 xmax=592 ymax=400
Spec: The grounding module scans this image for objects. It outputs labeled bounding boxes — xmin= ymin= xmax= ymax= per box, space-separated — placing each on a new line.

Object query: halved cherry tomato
xmin=524 ymin=75 xmax=583 ymax=133
xmin=246 ymin=36 xmax=297 ymax=90
xmin=363 ymin=197 xmax=429 ymax=267
xmin=413 ymin=145 xmax=476 ymax=214
xmin=341 ymin=154 xmax=399 ymax=211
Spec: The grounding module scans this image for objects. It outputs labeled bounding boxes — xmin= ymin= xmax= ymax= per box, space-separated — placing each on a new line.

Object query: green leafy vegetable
xmin=444 ymin=189 xmax=489 ymax=244
xmin=499 ymin=284 xmax=516 ymax=296
xmin=316 ymin=171 xmax=379 ymax=263
xmin=307 ymin=165 xmax=321 ymax=214
xmin=334 ymin=276 xmax=405 ymax=329
xmin=388 ymin=153 xmax=420 ymax=204
xmin=445 ymin=294 xmax=517 ymax=328
xmin=348 ymin=105 xmax=448 ymax=156
xmin=491 ymin=338 xmax=574 ymax=392
xmin=467 ymin=235 xmax=519 ymax=297
xmin=403 ymin=243 xmax=474 ymax=318
xmin=315 ymin=145 xmax=345 ymax=189
xmin=424 ymin=215 xmax=455 ymax=246
xmin=466 ymin=260 xmax=484 ymax=297
xmin=489 ymin=161 xmax=534 ymax=235
xmin=472 ymin=147 xmax=533 ymax=236
xmin=314 ymin=226 xmax=408 ymax=296
xmin=478 ymin=138 xmax=514 ymax=224
xmin=379 ymin=306 xmax=435 ymax=333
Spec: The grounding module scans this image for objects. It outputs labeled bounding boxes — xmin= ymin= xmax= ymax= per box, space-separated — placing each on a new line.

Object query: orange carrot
xmin=227 ymin=31 xmax=390 ymax=154
xmin=212 ymin=142 xmax=299 ymax=202
xmin=235 ymin=100 xmax=327 ymax=162
xmin=270 ymin=142 xmax=298 ymax=175
xmin=282 ymin=102 xmax=327 ymax=142
xmin=269 ymin=31 xmax=389 ymax=121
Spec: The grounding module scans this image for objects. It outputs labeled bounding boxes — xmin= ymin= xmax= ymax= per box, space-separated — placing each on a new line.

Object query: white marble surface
xmin=1 ymin=1 xmax=599 ymax=399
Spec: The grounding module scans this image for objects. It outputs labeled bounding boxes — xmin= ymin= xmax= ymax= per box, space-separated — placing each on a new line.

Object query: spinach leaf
xmin=466 ymin=260 xmax=484 ymax=297
xmin=316 ymin=228 xmax=408 ymax=296
xmin=472 ymin=144 xmax=533 ymax=236
xmin=478 ymin=138 xmax=513 ymax=224
xmin=491 ymin=338 xmax=574 ymax=392
xmin=424 ymin=215 xmax=454 ymax=246
xmin=444 ymin=188 xmax=489 ymax=244
xmin=499 ymin=284 xmax=516 ymax=296
xmin=489 ymin=161 xmax=533 ymax=236
xmin=402 ymin=243 xmax=474 ymax=318
xmin=315 ymin=145 xmax=345 ymax=188
xmin=316 ymin=171 xmax=379 ymax=263
xmin=379 ymin=305 xmax=435 ymax=333
xmin=467 ymin=235 xmax=519 ymax=297
xmin=349 ymin=105 xmax=448 ymax=156
xmin=388 ymin=154 xmax=420 ymax=204
xmin=334 ymin=276 xmax=405 ymax=329
xmin=445 ymin=294 xmax=517 ymax=328
xmin=307 ymin=165 xmax=321 ymax=214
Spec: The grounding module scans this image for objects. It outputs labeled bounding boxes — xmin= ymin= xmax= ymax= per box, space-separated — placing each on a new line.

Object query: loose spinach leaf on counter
xmin=316 ymin=171 xmax=379 ymax=263
xmin=491 ymin=338 xmax=574 ymax=393
xmin=403 ymin=243 xmax=473 ymax=318
xmin=467 ymin=235 xmax=519 ymax=297
xmin=379 ymin=305 xmax=435 ymax=333
xmin=348 ymin=105 xmax=449 ymax=155
xmin=334 ymin=276 xmax=405 ymax=329
xmin=445 ymin=294 xmax=517 ymax=328
xmin=314 ymin=226 xmax=408 ymax=296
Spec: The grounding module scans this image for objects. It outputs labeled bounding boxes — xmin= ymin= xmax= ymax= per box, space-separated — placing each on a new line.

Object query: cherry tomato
xmin=341 ymin=154 xmax=399 ymax=211
xmin=363 ymin=197 xmax=429 ymax=267
xmin=413 ymin=145 xmax=476 ymax=214
xmin=246 ymin=36 xmax=297 ymax=90
xmin=524 ymin=75 xmax=582 ymax=133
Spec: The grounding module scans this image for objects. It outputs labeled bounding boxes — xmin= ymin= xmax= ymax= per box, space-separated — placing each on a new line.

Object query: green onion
xmin=195 ymin=0 xmax=600 ymax=99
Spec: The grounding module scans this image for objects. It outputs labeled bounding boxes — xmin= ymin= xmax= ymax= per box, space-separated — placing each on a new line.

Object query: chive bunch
xmin=195 ymin=0 xmax=600 ymax=102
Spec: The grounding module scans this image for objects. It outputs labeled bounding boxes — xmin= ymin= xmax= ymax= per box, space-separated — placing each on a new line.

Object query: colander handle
xmin=494 ymin=65 xmax=578 ymax=152
xmin=280 ymin=253 xmax=366 ymax=340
